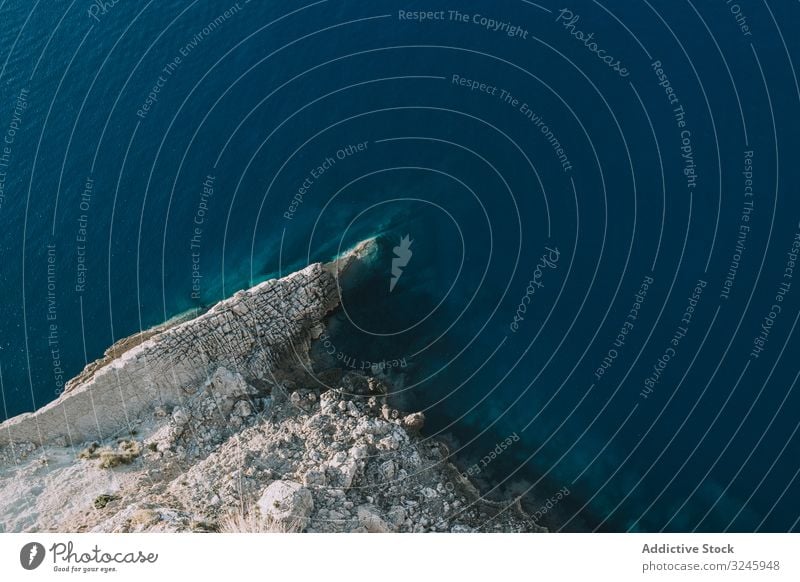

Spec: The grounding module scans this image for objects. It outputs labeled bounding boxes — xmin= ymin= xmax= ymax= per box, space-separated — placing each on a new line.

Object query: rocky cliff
xmin=0 ymin=240 xmax=538 ymax=533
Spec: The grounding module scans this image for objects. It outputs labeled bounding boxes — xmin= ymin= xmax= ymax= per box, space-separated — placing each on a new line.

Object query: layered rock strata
xmin=0 ymin=240 xmax=538 ymax=533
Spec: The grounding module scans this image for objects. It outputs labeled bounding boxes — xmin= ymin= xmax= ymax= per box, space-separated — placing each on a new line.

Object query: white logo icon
xmin=390 ymin=235 xmax=413 ymax=293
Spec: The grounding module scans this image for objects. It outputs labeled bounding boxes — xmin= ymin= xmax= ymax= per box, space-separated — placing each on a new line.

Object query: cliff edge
xmin=0 ymin=239 xmax=538 ymax=533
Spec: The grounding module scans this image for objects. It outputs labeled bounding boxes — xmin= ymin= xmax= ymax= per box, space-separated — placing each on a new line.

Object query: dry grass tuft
xmin=78 ymin=440 xmax=142 ymax=468
xmin=218 ymin=509 xmax=302 ymax=533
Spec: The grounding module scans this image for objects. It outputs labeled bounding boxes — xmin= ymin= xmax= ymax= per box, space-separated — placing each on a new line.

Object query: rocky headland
xmin=0 ymin=239 xmax=539 ymax=533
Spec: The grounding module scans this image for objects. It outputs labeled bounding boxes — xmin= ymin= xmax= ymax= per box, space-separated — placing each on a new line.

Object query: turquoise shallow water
xmin=1 ymin=0 xmax=799 ymax=532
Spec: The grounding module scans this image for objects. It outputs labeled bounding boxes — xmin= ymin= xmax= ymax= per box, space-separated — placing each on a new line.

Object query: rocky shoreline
xmin=0 ymin=239 xmax=540 ymax=533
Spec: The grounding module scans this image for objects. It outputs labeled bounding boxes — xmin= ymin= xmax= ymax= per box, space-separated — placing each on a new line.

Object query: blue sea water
xmin=1 ymin=0 xmax=799 ymax=532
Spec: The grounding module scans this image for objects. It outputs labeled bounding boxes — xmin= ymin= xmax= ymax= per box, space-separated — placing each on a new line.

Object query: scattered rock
xmin=172 ymin=408 xmax=189 ymax=426
xmin=0 ymin=243 xmax=539 ymax=534
xmin=357 ymin=504 xmax=391 ymax=533
xmin=257 ymin=481 xmax=314 ymax=530
xmin=302 ymin=469 xmax=327 ymax=487
xmin=402 ymin=412 xmax=425 ymax=432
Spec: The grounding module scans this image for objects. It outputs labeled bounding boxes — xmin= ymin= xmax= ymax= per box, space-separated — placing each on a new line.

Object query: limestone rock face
xmin=0 ymin=262 xmax=341 ymax=446
xmin=257 ymin=481 xmax=314 ymax=529
xmin=0 ymin=239 xmax=542 ymax=534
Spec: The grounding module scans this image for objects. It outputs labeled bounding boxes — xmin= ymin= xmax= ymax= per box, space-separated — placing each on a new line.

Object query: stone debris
xmin=0 ymin=367 xmax=538 ymax=533
xmin=0 ymin=239 xmax=540 ymax=533
xmin=257 ymin=481 xmax=314 ymax=530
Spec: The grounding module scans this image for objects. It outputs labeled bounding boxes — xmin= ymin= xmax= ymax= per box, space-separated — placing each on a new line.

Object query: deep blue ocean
xmin=1 ymin=0 xmax=799 ymax=532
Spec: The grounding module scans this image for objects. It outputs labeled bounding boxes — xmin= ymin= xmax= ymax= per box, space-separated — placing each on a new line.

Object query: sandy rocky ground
xmin=0 ymin=241 xmax=540 ymax=533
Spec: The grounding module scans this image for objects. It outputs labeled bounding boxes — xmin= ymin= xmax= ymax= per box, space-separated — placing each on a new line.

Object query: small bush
xmin=78 ymin=440 xmax=142 ymax=468
xmin=77 ymin=442 xmax=100 ymax=460
xmin=93 ymin=494 xmax=118 ymax=510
